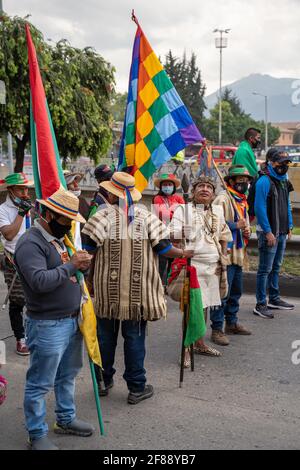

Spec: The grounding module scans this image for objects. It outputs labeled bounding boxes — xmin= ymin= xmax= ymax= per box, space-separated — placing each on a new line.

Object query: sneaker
xmin=16 ymin=338 xmax=30 ymax=356
xmin=54 ymin=418 xmax=94 ymax=437
xmin=127 ymin=384 xmax=154 ymax=405
xmin=225 ymin=323 xmax=252 ymax=335
xmin=98 ymin=379 xmax=114 ymax=397
xmin=211 ymin=330 xmax=230 ymax=346
xmin=267 ymin=299 xmax=295 ymax=310
xmin=28 ymin=435 xmax=59 ymax=450
xmin=253 ymin=304 xmax=274 ymax=319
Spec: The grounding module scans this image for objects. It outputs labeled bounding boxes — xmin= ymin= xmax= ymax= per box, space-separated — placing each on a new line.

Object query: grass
xmin=249 ymin=255 xmax=300 ymax=277
xmin=251 ymin=226 xmax=300 ymax=235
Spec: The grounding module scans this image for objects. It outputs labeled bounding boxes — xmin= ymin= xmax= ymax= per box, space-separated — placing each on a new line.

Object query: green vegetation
xmin=249 ymin=255 xmax=300 ymax=277
xmin=0 ymin=14 xmax=115 ymax=171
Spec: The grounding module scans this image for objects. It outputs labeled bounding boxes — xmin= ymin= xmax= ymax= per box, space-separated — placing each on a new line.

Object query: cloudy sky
xmin=5 ymin=0 xmax=300 ymax=95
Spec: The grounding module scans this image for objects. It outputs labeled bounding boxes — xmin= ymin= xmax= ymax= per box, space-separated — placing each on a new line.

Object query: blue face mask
xmin=161 ymin=186 xmax=174 ymax=196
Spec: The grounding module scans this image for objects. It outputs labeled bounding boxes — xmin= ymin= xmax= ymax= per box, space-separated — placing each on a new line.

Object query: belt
xmin=65 ymin=311 xmax=79 ymax=319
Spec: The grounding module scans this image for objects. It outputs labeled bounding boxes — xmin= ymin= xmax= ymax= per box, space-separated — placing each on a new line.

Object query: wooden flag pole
xmin=206 ymin=146 xmax=242 ymax=220
xmin=179 ymin=173 xmax=194 ymax=388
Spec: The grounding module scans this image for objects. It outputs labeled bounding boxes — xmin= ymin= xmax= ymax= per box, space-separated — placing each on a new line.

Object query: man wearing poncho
xmin=211 ymin=165 xmax=252 ymax=347
xmin=82 ymin=172 xmax=193 ymax=405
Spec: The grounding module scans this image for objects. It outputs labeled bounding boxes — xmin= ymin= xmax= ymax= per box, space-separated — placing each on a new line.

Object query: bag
xmin=248 ymin=173 xmax=274 ymax=218
xmin=0 ymin=375 xmax=7 ymax=405
xmin=215 ymin=253 xmax=229 ymax=300
xmin=167 ymin=258 xmax=187 ymax=302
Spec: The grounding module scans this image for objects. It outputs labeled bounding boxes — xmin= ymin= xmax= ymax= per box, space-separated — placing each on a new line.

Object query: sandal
xmin=193 ymin=344 xmax=222 ymax=357
xmin=178 ymin=349 xmax=191 ymax=368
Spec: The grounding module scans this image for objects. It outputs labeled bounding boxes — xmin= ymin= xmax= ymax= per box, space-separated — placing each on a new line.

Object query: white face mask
xmin=71 ymin=189 xmax=81 ymax=198
xmin=161 ymin=185 xmax=174 ymax=196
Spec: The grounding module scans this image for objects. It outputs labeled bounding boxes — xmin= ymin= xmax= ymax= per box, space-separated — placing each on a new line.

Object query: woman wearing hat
xmin=83 ymin=172 xmax=193 ymax=404
xmin=153 ymin=174 xmax=184 ymax=286
xmin=0 ymin=173 xmax=33 ymax=356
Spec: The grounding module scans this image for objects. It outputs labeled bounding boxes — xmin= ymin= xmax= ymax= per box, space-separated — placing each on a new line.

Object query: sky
xmin=5 ymin=0 xmax=300 ymax=95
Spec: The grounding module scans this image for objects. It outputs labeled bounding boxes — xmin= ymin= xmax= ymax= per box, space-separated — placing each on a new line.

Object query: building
xmin=272 ymin=122 xmax=300 ymax=145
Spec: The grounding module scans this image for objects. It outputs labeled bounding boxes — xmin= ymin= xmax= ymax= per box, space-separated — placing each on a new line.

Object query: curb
xmin=243 ymin=271 xmax=300 ymax=298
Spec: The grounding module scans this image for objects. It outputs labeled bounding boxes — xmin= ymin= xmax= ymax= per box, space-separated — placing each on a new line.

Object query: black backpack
xmin=247 ymin=173 xmax=273 ymax=218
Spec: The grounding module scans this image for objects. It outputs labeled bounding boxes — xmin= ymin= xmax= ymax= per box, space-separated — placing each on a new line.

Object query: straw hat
xmin=63 ymin=170 xmax=84 ymax=185
xmin=37 ymin=186 xmax=86 ymax=223
xmin=153 ymin=173 xmax=181 ymax=189
xmin=0 ymin=173 xmax=34 ymax=191
xmin=100 ymin=172 xmax=141 ymax=202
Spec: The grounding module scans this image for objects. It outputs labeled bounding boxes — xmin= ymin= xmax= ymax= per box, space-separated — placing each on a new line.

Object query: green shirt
xmin=232 ymin=140 xmax=258 ymax=177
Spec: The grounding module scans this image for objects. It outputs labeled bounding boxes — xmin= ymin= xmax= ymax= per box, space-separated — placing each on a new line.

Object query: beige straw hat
xmin=37 ymin=186 xmax=86 ymax=223
xmin=100 ymin=172 xmax=142 ymax=202
xmin=63 ymin=170 xmax=84 ymax=185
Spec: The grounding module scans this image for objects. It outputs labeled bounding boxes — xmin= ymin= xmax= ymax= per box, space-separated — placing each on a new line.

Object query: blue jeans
xmin=256 ymin=232 xmax=287 ymax=305
xmin=210 ymin=264 xmax=243 ymax=331
xmin=24 ymin=317 xmax=83 ymax=440
xmin=97 ymin=319 xmax=147 ymax=393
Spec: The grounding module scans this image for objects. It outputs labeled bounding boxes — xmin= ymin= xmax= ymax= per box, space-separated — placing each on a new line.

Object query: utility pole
xmin=213 ymin=28 xmax=230 ymax=145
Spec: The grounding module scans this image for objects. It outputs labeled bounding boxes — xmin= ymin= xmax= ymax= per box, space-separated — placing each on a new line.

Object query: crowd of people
xmin=0 ymin=127 xmax=296 ymax=450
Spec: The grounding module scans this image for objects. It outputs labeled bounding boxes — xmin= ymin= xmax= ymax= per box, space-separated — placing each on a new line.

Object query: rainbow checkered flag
xmin=118 ymin=13 xmax=203 ymax=191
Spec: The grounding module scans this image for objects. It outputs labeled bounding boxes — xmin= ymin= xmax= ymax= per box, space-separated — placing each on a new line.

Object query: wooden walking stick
xmin=179 ymin=174 xmax=194 ymax=388
xmin=206 ymin=145 xmax=242 ymax=220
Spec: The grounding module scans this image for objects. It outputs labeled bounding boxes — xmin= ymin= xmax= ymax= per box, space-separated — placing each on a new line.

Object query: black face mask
xmin=48 ymin=218 xmax=71 ymax=239
xmin=274 ymin=165 xmax=289 ymax=176
xmin=252 ymin=139 xmax=261 ymax=149
xmin=233 ymin=182 xmax=249 ymax=194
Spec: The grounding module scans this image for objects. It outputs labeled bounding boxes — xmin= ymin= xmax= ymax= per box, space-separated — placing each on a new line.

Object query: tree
xmin=164 ymin=50 xmax=206 ymax=130
xmin=110 ymin=92 xmax=128 ymax=122
xmin=0 ymin=15 xmax=52 ymax=171
xmin=0 ymin=14 xmax=115 ymax=172
xmin=45 ymin=40 xmax=115 ymax=164
xmin=222 ymin=88 xmax=244 ymax=116
xmin=204 ymin=88 xmax=281 ymax=146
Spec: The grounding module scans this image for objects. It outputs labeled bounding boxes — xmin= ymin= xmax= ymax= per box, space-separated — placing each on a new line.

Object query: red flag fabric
xmin=26 ymin=24 xmax=62 ymax=199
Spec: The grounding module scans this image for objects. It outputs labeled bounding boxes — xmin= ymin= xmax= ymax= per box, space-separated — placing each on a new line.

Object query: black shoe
xmin=54 ymin=419 xmax=94 ymax=437
xmin=28 ymin=435 xmax=59 ymax=450
xmin=268 ymin=299 xmax=295 ymax=310
xmin=253 ymin=304 xmax=274 ymax=319
xmin=98 ymin=379 xmax=114 ymax=397
xmin=128 ymin=384 xmax=154 ymax=405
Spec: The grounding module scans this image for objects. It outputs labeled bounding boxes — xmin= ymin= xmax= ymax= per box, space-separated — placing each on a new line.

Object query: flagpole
xmin=65 ymin=241 xmax=105 ymax=437
xmin=207 ymin=146 xmax=242 ymax=219
xmin=89 ymin=359 xmax=105 ymax=436
xmin=179 ymin=174 xmax=194 ymax=388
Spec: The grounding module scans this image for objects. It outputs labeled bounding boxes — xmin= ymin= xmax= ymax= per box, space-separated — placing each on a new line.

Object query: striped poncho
xmin=82 ymin=205 xmax=170 ymax=321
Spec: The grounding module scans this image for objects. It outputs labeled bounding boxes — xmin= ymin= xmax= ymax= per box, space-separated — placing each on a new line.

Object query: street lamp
xmin=213 ymin=28 xmax=230 ymax=145
xmin=252 ymin=92 xmax=268 ymax=153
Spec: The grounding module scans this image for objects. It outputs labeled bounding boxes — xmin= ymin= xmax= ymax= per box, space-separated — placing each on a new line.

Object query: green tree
xmin=110 ymin=92 xmax=128 ymax=122
xmin=0 ymin=14 xmax=51 ymax=171
xmin=0 ymin=14 xmax=115 ymax=172
xmin=46 ymin=39 xmax=115 ymax=164
xmin=204 ymin=88 xmax=281 ymax=147
xmin=222 ymin=88 xmax=244 ymax=116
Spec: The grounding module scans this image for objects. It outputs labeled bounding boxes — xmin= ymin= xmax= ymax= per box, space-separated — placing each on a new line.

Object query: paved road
xmin=0 ymin=271 xmax=300 ymax=450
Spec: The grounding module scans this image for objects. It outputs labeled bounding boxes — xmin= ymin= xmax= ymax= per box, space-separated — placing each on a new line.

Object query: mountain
xmin=204 ymin=73 xmax=300 ymax=122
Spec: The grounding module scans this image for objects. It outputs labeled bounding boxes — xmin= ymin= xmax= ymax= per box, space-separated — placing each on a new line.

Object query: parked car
xmin=198 ymin=145 xmax=237 ymax=164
